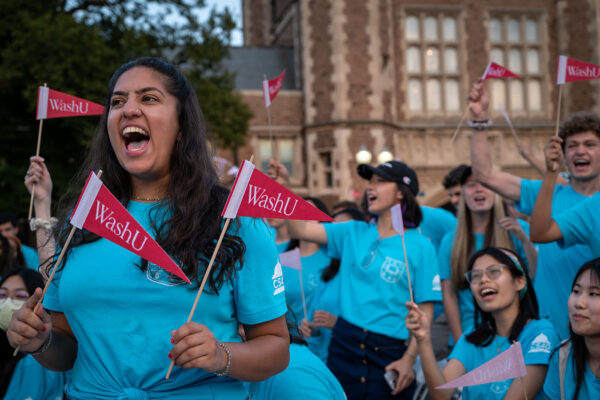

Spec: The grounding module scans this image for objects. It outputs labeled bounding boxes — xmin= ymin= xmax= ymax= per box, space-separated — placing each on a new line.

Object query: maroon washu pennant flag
xmin=36 ymin=87 xmax=104 ymax=120
xmin=436 ymin=342 xmax=527 ymax=389
xmin=70 ymin=172 xmax=190 ymax=283
xmin=262 ymin=69 xmax=286 ymax=107
xmin=481 ymin=61 xmax=520 ymax=81
xmin=557 ymin=55 xmax=600 ymax=84
xmin=222 ymin=160 xmax=333 ymax=222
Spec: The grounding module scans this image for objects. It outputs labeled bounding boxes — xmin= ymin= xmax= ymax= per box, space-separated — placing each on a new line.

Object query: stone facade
xmin=233 ymin=0 xmax=600 ymax=208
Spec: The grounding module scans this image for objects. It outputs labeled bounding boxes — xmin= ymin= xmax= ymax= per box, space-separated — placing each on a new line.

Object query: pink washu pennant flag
xmin=36 ymin=86 xmax=104 ymax=120
xmin=391 ymin=204 xmax=404 ymax=236
xmin=481 ymin=61 xmax=520 ymax=81
xmin=279 ymin=248 xmax=302 ymax=271
xmin=71 ymin=171 xmax=191 ymax=283
xmin=222 ymin=160 xmax=333 ymax=222
xmin=436 ymin=342 xmax=527 ymax=389
xmin=557 ymin=55 xmax=600 ymax=84
xmin=262 ymin=69 xmax=286 ymax=107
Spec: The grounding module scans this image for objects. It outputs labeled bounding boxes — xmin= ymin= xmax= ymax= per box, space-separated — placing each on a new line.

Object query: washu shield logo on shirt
xmin=528 ymin=333 xmax=552 ymax=354
xmin=490 ymin=381 xmax=509 ymax=395
xmin=272 ymin=261 xmax=285 ymax=295
xmin=379 ymin=256 xmax=406 ymax=283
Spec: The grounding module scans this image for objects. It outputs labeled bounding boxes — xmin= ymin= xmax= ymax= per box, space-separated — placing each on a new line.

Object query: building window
xmin=319 ymin=151 xmax=333 ymax=189
xmin=258 ymin=137 xmax=295 ymax=175
xmin=488 ymin=14 xmax=545 ymax=115
xmin=403 ymin=11 xmax=463 ymax=115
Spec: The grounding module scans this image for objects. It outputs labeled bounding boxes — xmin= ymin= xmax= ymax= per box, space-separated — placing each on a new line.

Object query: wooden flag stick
xmin=298 ymin=269 xmax=308 ymax=322
xmin=15 ymin=169 xmax=103 ymax=356
xmin=400 ymin=235 xmax=414 ymax=304
xmin=27 ymin=118 xmax=45 ymax=220
xmin=450 ymin=106 xmax=470 ymax=143
xmin=166 ymin=217 xmax=232 ymax=380
xmin=519 ymin=376 xmax=529 ymax=400
xmin=551 ymin=85 xmax=564 ymax=171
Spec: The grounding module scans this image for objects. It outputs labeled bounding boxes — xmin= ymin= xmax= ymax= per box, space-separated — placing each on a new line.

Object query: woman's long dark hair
xmin=561 ymin=258 xmax=600 ymax=400
xmin=51 ymin=57 xmax=244 ymax=292
xmin=0 ymin=235 xmax=25 ymax=277
xmin=1 ymin=268 xmax=45 ymax=396
xmin=466 ymin=247 xmax=538 ymax=346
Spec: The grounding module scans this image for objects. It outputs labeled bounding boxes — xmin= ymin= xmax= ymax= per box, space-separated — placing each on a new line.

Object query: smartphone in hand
xmin=384 ymin=370 xmax=398 ymax=390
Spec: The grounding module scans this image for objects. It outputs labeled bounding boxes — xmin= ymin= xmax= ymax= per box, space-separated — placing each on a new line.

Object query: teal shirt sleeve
xmin=233 ymin=218 xmax=287 ymax=324
xmin=515 ymin=179 xmax=541 ymax=215
xmin=438 ymin=231 xmax=454 ymax=281
xmin=448 ymin=330 xmax=471 ymax=369
xmin=413 ymin=234 xmax=442 ymax=303
xmin=542 ymin=348 xmax=561 ymax=399
xmin=521 ymin=320 xmax=559 ymax=366
xmin=21 ymin=245 xmax=40 ymax=270
xmin=554 ymin=193 xmax=600 ymax=253
xmin=323 ymin=220 xmax=358 ymax=259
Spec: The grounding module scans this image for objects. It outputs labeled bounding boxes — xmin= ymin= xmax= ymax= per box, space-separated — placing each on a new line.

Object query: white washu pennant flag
xmin=279 ymin=248 xmax=302 ymax=271
xmin=391 ymin=204 xmax=404 ymax=236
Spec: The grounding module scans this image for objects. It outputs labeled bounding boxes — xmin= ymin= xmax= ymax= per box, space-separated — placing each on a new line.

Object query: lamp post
xmin=377 ymin=146 xmax=394 ymax=163
xmin=355 ymin=145 xmax=372 ymax=164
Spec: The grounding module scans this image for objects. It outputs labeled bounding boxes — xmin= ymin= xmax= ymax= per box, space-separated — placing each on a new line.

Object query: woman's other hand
xmin=6 ymin=287 xmax=52 ymax=352
xmin=170 ymin=322 xmax=228 ymax=373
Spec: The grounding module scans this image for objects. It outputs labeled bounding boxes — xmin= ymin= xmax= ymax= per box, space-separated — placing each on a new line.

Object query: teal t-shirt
xmin=306 ymin=272 xmax=341 ymax=363
xmin=450 ymin=319 xmax=558 ymax=400
xmin=542 ymin=342 xmax=600 ymax=399
xmin=516 ymin=179 xmax=594 ymax=340
xmin=3 ymin=355 xmax=65 ymax=400
xmin=282 ymin=247 xmax=330 ymax=324
xmin=555 ymin=191 xmax=600 ymax=257
xmin=43 ymin=202 xmax=287 ymax=399
xmin=22 ymin=244 xmax=40 ymax=271
xmin=438 ymin=222 xmax=530 ymax=338
xmin=248 ymin=343 xmax=345 ymax=400
xmin=419 ymin=206 xmax=457 ymax=249
xmin=324 ymin=220 xmax=442 ymax=339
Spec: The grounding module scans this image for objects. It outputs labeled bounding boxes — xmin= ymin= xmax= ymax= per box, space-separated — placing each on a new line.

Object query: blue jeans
xmin=327 ymin=317 xmax=416 ymax=400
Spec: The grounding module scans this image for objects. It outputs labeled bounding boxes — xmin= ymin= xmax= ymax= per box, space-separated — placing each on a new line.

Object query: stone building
xmin=221 ymin=0 xmax=600 ymax=208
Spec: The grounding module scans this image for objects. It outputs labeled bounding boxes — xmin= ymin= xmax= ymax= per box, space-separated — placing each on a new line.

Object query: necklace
xmin=132 ymin=195 xmax=166 ymax=202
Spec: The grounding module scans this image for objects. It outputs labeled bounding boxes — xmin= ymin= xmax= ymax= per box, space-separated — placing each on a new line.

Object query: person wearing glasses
xmin=0 ymin=268 xmax=65 ymax=399
xmin=288 ymin=161 xmax=442 ymax=399
xmin=437 ymin=166 xmax=535 ymax=350
xmin=406 ymin=247 xmax=558 ymax=400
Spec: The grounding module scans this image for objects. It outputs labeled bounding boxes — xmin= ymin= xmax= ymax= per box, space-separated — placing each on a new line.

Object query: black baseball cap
xmin=357 ymin=161 xmax=419 ymax=196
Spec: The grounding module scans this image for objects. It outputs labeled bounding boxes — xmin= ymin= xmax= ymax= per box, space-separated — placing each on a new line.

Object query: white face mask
xmin=0 ymin=298 xmax=26 ymax=331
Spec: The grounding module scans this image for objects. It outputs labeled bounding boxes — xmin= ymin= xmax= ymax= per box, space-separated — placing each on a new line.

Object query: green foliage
xmin=0 ymin=0 xmax=251 ymax=218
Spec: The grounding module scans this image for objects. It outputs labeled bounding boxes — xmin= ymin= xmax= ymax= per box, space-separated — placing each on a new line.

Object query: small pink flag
xmin=557 ymin=55 xmax=600 ymax=85
xmin=222 ymin=160 xmax=333 ymax=222
xmin=436 ymin=342 xmax=527 ymax=389
xmin=36 ymin=87 xmax=104 ymax=120
xmin=481 ymin=61 xmax=520 ymax=81
xmin=71 ymin=172 xmax=190 ymax=283
xmin=262 ymin=70 xmax=286 ymax=107
xmin=391 ymin=204 xmax=404 ymax=236
xmin=279 ymin=248 xmax=302 ymax=271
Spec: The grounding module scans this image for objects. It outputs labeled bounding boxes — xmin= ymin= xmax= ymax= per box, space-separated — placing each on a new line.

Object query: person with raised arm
xmin=469 ymin=81 xmax=600 ymax=340
xmin=288 ymin=160 xmax=442 ymax=399
xmin=7 ymin=57 xmax=289 ymax=399
xmin=406 ymin=247 xmax=558 ymax=400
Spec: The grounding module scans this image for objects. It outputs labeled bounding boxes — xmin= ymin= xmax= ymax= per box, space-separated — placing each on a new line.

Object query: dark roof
xmin=223 ymin=46 xmax=297 ymax=90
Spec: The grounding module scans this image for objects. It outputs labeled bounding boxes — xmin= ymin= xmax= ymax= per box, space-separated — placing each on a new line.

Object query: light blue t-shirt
xmin=555 ymin=191 xmax=600 ymax=257
xmin=324 ymin=220 xmax=442 ymax=339
xmin=22 ymin=244 xmax=40 ymax=271
xmin=542 ymin=342 xmax=600 ymax=400
xmin=43 ymin=202 xmax=287 ymax=400
xmin=306 ymin=272 xmax=341 ymax=363
xmin=248 ymin=343 xmax=345 ymax=400
xmin=419 ymin=206 xmax=457 ymax=249
xmin=3 ymin=355 xmax=65 ymax=400
xmin=450 ymin=319 xmax=558 ymax=400
xmin=282 ymin=247 xmax=330 ymax=324
xmin=438 ymin=222 xmax=530 ymax=337
xmin=516 ymin=179 xmax=594 ymax=340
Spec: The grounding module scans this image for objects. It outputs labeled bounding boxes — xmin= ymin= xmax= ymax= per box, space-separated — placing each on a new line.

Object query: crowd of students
xmin=1 ymin=59 xmax=600 ymax=399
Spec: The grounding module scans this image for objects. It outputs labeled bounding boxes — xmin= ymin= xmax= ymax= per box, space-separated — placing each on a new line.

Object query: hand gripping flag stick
xmin=165 ymin=157 xmax=332 ymax=379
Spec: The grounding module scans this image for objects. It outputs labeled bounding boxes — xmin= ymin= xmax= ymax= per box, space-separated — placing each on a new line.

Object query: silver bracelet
xmin=23 ymin=330 xmax=53 ymax=355
xmin=29 ymin=217 xmax=57 ymax=232
xmin=466 ymin=119 xmax=493 ymax=130
xmin=214 ymin=341 xmax=231 ymax=377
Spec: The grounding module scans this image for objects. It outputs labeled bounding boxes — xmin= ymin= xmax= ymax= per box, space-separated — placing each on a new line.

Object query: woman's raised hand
xmin=404 ymin=301 xmax=430 ymax=342
xmin=312 ymin=310 xmax=337 ymax=329
xmin=6 ymin=287 xmax=52 ymax=353
xmin=467 ymin=81 xmax=489 ymax=120
xmin=25 ymin=156 xmax=53 ymax=208
xmin=169 ymin=322 xmax=228 ymax=373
